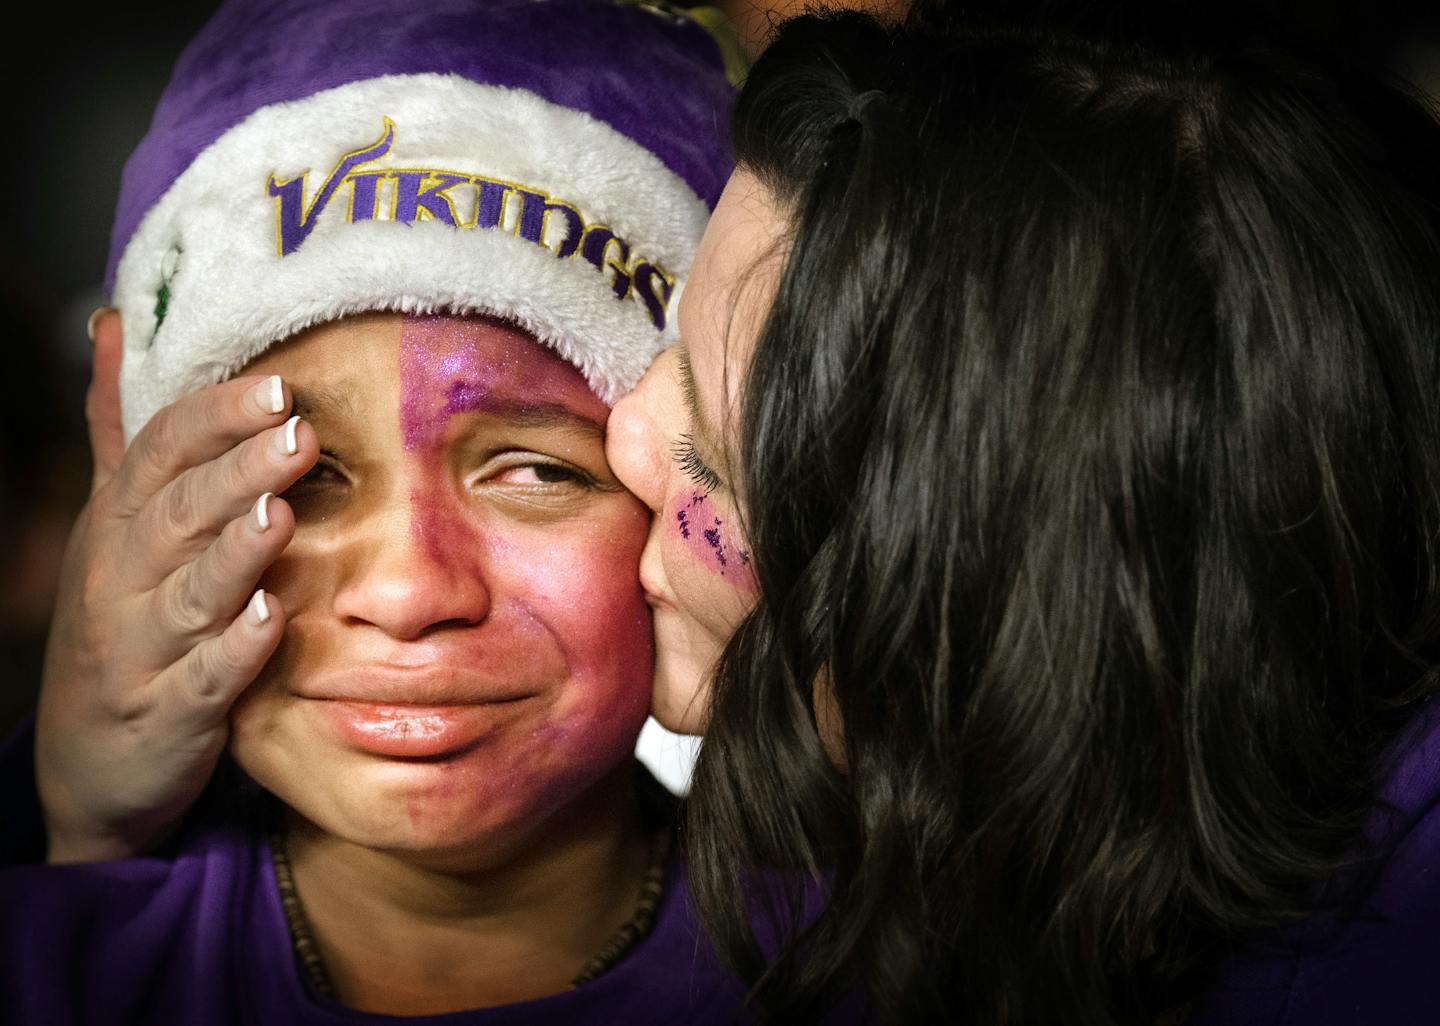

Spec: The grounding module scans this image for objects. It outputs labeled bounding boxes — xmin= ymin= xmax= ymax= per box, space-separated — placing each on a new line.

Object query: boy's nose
xmin=331 ymin=494 xmax=491 ymax=640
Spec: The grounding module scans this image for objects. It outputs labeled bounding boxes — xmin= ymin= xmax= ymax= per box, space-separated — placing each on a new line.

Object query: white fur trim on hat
xmin=114 ymin=73 xmax=709 ymax=439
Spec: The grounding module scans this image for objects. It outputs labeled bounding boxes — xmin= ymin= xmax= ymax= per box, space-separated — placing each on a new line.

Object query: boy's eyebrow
xmin=292 ymin=387 xmax=603 ymax=440
xmin=464 ymin=397 xmax=606 ymax=441
xmin=290 ymin=384 xmax=360 ymax=423
xmin=675 ymin=343 xmax=723 ymax=459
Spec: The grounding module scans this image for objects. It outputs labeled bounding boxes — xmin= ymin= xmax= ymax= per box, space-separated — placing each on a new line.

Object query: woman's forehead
xmin=679 ymin=171 xmax=789 ymax=439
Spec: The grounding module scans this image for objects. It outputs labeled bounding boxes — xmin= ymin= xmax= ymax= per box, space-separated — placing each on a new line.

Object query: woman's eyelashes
xmin=672 ymin=433 xmax=723 ymax=492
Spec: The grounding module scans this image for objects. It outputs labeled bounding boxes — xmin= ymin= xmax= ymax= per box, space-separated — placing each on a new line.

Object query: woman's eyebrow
xmin=676 ymin=344 xmax=723 ymax=459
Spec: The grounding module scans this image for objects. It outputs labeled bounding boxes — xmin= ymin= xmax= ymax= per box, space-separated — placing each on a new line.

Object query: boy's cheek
xmin=516 ymin=550 xmax=652 ymax=666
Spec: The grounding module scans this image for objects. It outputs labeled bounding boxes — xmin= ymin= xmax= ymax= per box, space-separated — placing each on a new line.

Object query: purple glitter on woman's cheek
xmin=702 ymin=524 xmax=726 ymax=567
xmin=672 ymin=490 xmax=757 ymax=593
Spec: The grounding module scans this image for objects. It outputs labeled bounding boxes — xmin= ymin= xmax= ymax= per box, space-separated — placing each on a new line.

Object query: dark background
xmin=0 ymin=2 xmax=223 ymax=731
xmin=1 ymin=0 xmax=1437 ymax=734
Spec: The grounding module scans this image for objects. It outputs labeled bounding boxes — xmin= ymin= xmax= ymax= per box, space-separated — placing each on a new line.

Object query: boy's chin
xmin=262 ymin=741 xmax=644 ymax=871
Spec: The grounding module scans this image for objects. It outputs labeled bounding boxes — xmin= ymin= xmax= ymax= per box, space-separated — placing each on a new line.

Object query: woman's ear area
xmin=86 ymin=308 xmax=125 ymax=490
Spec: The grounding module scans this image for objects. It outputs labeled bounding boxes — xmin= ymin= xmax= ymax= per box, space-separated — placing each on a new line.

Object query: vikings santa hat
xmin=107 ymin=0 xmax=738 ymax=439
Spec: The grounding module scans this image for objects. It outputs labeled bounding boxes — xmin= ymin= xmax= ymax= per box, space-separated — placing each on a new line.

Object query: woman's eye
xmin=671 ymin=433 xmax=723 ymax=492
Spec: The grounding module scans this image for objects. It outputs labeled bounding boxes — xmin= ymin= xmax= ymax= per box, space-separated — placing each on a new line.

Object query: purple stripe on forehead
xmin=398 ymin=312 xmax=603 ymax=453
xmin=106 ymin=0 xmax=733 ymax=290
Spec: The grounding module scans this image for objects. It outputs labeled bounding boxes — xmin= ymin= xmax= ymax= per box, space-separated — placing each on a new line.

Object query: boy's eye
xmin=529 ymin=463 xmax=583 ymax=484
xmin=297 ymin=464 xmax=336 ymax=486
xmin=491 ymin=460 xmax=589 ymax=487
xmin=281 ymin=452 xmax=351 ymax=524
xmin=291 ymin=455 xmax=348 ymax=490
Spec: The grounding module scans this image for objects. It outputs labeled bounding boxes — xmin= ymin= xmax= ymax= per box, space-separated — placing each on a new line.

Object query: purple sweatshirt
xmin=5 ymin=705 xmax=1437 ymax=1025
xmin=0 ymin=727 xmax=869 ymax=1026
xmin=1186 ymin=700 xmax=1440 ymax=1026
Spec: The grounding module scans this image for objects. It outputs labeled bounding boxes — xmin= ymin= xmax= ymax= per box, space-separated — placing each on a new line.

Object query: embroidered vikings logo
xmin=266 ymin=118 xmax=676 ymax=329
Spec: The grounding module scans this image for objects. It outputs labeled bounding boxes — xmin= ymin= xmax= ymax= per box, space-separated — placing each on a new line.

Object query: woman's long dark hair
xmin=687 ymin=7 xmax=1440 ymax=1023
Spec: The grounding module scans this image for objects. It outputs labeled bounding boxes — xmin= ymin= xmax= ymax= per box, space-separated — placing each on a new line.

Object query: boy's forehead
xmin=264 ymin=313 xmax=610 ymax=431
xmin=399 ymin=316 xmax=608 ymax=451
xmin=396 ymin=315 xmax=607 ymax=408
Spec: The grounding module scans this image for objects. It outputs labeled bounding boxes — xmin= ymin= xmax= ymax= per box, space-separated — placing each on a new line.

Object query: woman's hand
xmin=36 ymin=311 xmax=318 ymax=862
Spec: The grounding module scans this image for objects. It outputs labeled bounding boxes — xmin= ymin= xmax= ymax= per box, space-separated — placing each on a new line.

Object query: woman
xmin=26 ymin=3 xmax=1440 ymax=1025
xmin=608 ymin=8 xmax=1440 ymax=1024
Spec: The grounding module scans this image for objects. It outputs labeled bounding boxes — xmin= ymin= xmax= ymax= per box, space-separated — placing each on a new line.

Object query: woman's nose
xmin=607 ymin=352 xmax=676 ymax=516
xmin=331 ymin=493 xmax=492 ymax=640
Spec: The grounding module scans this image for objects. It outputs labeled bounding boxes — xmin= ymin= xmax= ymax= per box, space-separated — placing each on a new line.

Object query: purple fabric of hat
xmin=109 ymin=0 xmax=738 ymax=438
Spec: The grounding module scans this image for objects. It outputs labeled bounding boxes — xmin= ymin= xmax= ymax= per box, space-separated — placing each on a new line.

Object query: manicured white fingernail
xmin=278 ymin=415 xmax=301 ymax=456
xmin=252 ymin=492 xmax=272 ymax=532
xmin=249 ymin=375 xmax=284 ymax=416
xmin=86 ymin=306 xmax=115 ymax=343
xmin=246 ymin=589 xmax=271 ymax=626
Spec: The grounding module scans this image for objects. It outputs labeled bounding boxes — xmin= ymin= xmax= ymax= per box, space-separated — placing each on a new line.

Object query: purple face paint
xmin=232 ymin=313 xmax=655 ymax=863
xmin=673 ymin=489 xmax=757 ymax=593
xmin=398 ymin=313 xmax=604 ymax=565
xmin=400 ymin=314 xmax=597 ymax=451
xmin=371 ymin=313 xmax=652 ymax=835
xmin=401 ymin=315 xmax=493 ymax=567
xmin=400 ymin=315 xmax=502 ymax=451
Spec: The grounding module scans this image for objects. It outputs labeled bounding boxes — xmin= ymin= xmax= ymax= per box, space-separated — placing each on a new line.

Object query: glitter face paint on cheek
xmin=674 ymin=489 xmax=758 ymax=594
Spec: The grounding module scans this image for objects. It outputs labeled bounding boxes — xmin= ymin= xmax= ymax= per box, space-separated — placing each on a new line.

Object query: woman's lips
xmin=318 ymin=700 xmax=527 ymax=758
